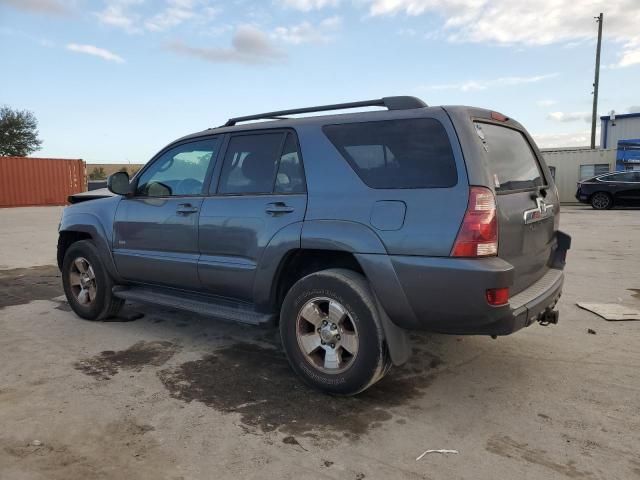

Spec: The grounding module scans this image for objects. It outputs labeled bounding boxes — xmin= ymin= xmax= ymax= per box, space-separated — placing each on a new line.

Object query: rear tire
xmin=591 ymin=192 xmax=613 ymax=210
xmin=62 ymin=240 xmax=124 ymax=321
xmin=280 ymin=268 xmax=390 ymax=396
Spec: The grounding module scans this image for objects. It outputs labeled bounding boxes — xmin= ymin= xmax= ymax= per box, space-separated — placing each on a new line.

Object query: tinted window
xmin=602 ymin=172 xmax=638 ymax=182
xmin=476 ymin=123 xmax=544 ymax=192
xmin=136 ymin=139 xmax=218 ymax=197
xmin=323 ymin=119 xmax=457 ymax=189
xmin=275 ymin=133 xmax=305 ymax=194
xmin=218 ymin=133 xmax=284 ymax=194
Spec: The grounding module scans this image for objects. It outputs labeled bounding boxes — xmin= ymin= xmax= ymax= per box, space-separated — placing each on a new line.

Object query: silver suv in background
xmin=58 ymin=97 xmax=570 ymax=395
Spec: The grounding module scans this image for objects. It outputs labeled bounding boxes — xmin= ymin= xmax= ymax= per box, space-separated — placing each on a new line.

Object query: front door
xmin=198 ymin=131 xmax=307 ymax=301
xmin=113 ymin=137 xmax=220 ymax=290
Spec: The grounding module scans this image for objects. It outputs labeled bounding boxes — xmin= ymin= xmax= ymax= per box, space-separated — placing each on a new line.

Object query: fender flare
xmin=59 ymin=213 xmax=121 ymax=281
xmin=253 ymin=222 xmax=303 ymax=308
xmin=302 ymin=221 xmax=411 ymax=366
xmin=301 ymin=220 xmax=387 ymax=254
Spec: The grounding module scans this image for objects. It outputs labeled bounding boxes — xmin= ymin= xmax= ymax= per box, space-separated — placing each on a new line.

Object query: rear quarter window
xmin=475 ymin=122 xmax=545 ymax=192
xmin=323 ymin=118 xmax=457 ymax=189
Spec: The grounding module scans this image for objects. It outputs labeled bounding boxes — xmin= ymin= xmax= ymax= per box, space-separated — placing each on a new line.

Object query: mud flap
xmin=375 ymin=297 xmax=411 ymax=366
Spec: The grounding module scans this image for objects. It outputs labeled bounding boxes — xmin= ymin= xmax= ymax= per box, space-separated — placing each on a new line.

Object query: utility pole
xmin=590 ymin=12 xmax=603 ymax=149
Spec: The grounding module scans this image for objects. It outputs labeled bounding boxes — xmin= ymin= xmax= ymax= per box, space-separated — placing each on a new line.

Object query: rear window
xmin=323 ymin=118 xmax=457 ymax=189
xmin=476 ymin=122 xmax=545 ymax=192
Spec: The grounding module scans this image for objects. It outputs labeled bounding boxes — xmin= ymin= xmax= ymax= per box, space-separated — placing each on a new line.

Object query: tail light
xmin=451 ymin=186 xmax=498 ymax=257
xmin=486 ymin=287 xmax=509 ymax=306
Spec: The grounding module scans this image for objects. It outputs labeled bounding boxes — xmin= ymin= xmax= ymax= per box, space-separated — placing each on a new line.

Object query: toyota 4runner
xmin=58 ymin=96 xmax=570 ymax=395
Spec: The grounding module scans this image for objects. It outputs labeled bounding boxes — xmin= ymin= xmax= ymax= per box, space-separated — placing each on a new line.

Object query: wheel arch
xmin=58 ymin=213 xmax=121 ymax=280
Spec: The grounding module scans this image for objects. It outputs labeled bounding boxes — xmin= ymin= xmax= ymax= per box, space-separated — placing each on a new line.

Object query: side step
xmin=112 ymin=286 xmax=275 ymax=326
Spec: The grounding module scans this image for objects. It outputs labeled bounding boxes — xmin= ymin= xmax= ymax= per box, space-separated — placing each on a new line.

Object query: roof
xmin=0 ymin=156 xmax=83 ymax=161
xmin=600 ymin=112 xmax=640 ymax=121
xmin=176 ymin=103 xmax=450 ymax=143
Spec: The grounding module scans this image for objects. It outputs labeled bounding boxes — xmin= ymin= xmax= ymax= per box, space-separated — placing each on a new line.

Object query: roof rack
xmin=222 ymin=96 xmax=427 ymax=127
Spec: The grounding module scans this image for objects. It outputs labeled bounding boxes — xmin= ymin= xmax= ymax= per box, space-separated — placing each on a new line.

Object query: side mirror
xmin=107 ymin=171 xmax=131 ymax=195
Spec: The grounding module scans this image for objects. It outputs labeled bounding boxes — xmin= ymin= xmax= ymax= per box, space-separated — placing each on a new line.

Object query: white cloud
xmin=629 ymin=106 xmax=640 ymax=113
xmin=609 ymin=38 xmax=640 ymax=68
xmin=366 ymin=0 xmax=640 ymax=68
xmin=0 ymin=0 xmax=69 ymax=15
xmin=533 ymin=130 xmax=596 ymax=149
xmin=66 ymin=43 xmax=125 ymax=63
xmin=547 ymin=111 xmax=592 ymax=123
xmin=166 ymin=25 xmax=285 ymax=64
xmin=421 ymin=73 xmax=558 ymax=92
xmin=278 ymin=0 xmax=340 ymax=11
xmin=145 ymin=0 xmax=202 ymax=32
xmin=273 ymin=16 xmax=342 ymax=44
xmin=95 ymin=0 xmax=143 ymax=33
xmin=537 ymin=99 xmax=557 ymax=107
xmin=96 ymin=0 xmax=221 ymax=34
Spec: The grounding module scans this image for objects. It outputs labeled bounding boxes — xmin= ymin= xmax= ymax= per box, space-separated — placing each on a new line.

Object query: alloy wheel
xmin=295 ymin=297 xmax=359 ymax=374
xmin=69 ymin=257 xmax=97 ymax=306
xmin=592 ymin=193 xmax=610 ymax=209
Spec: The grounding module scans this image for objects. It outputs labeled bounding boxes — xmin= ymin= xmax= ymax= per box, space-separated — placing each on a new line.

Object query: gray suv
xmin=58 ymin=96 xmax=570 ymax=395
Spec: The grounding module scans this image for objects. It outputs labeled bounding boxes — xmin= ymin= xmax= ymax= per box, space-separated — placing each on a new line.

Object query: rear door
xmin=198 ymin=130 xmax=307 ymax=301
xmin=474 ymin=122 xmax=557 ymax=294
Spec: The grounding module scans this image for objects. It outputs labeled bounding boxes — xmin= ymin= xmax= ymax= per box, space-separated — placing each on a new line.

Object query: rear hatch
xmin=473 ymin=120 xmax=557 ymax=295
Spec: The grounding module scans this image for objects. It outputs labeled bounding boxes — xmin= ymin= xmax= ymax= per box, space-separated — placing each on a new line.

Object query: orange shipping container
xmin=0 ymin=157 xmax=86 ymax=207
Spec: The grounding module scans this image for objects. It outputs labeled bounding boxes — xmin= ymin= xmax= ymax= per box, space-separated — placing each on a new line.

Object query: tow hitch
xmin=538 ymin=308 xmax=559 ymax=326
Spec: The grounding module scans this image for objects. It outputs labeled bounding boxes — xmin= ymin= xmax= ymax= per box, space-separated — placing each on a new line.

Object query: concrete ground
xmin=0 ymin=206 xmax=638 ymax=480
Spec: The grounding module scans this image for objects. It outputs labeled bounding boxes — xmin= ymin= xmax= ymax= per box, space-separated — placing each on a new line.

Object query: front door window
xmin=136 ymin=139 xmax=219 ymax=197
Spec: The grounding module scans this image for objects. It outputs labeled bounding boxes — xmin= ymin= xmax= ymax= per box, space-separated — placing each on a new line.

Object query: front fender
xmin=59 ymin=212 xmax=120 ymax=281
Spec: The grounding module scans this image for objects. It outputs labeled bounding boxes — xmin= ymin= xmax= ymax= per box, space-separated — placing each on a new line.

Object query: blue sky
xmin=1 ymin=0 xmax=639 ymax=163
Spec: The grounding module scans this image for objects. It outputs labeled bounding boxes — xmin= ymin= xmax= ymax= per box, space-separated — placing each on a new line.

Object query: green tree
xmin=0 ymin=106 xmax=43 ymax=156
xmin=89 ymin=167 xmax=107 ymax=180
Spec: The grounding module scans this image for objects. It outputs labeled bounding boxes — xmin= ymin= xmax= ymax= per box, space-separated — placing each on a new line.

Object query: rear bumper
xmin=495 ymin=268 xmax=563 ymax=335
xmin=356 ymin=231 xmax=570 ymax=336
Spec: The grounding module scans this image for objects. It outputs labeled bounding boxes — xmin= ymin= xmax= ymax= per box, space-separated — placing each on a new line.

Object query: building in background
xmin=541 ymin=148 xmax=616 ymax=204
xmin=600 ymin=112 xmax=640 ymax=171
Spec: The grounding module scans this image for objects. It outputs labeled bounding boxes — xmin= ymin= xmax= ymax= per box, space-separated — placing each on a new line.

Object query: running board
xmin=112 ymin=286 xmax=275 ymax=326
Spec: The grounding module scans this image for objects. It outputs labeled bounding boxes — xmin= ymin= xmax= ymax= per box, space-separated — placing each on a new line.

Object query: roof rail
xmin=222 ymin=96 xmax=427 ymax=127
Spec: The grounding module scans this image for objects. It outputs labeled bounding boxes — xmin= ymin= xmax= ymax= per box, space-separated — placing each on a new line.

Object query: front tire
xmin=591 ymin=192 xmax=613 ymax=210
xmin=280 ymin=268 xmax=390 ymax=396
xmin=62 ymin=240 xmax=124 ymax=320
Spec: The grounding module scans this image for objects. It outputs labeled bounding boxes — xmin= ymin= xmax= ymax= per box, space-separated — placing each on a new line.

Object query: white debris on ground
xmin=577 ymin=303 xmax=640 ymax=321
xmin=416 ymin=449 xmax=459 ymax=461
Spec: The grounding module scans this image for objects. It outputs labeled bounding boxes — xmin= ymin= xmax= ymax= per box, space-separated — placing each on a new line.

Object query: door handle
xmin=265 ymin=202 xmax=294 ymax=215
xmin=176 ymin=203 xmax=199 ymax=214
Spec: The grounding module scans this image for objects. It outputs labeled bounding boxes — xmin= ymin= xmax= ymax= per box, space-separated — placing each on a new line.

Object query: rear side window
xmin=476 ymin=122 xmax=545 ymax=192
xmin=275 ymin=133 xmax=306 ymax=194
xmin=323 ymin=119 xmax=457 ymax=189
